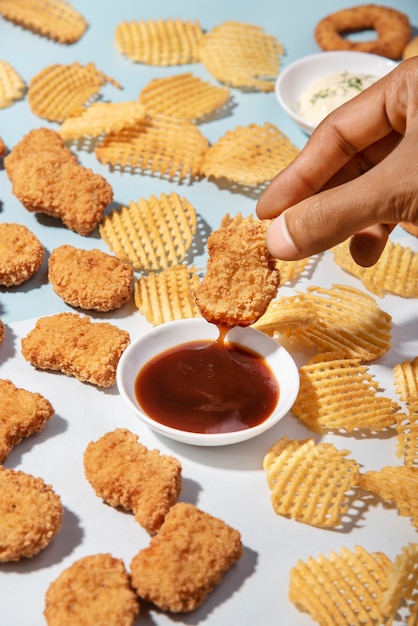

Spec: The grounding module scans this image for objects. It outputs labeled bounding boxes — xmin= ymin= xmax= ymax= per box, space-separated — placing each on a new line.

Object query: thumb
xmin=265 ymin=178 xmax=396 ymax=265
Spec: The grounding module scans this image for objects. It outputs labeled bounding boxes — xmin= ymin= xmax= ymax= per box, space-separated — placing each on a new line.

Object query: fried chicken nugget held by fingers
xmin=195 ymin=220 xmax=280 ymax=327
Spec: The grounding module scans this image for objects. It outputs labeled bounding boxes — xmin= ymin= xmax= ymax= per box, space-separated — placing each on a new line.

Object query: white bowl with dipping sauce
xmin=275 ymin=51 xmax=397 ymax=135
xmin=117 ymin=318 xmax=300 ymax=446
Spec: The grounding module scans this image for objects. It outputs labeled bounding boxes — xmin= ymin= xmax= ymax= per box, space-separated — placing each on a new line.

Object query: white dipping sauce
xmin=298 ymin=71 xmax=378 ymax=126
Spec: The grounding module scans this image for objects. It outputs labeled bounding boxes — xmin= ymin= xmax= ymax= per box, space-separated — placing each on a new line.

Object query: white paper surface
xmin=1 ymin=241 xmax=417 ymax=625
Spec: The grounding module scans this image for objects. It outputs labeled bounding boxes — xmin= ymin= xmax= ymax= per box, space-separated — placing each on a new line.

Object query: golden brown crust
xmin=195 ymin=220 xmax=280 ymax=327
xmin=0 ymin=222 xmax=45 ymax=286
xmin=314 ymin=5 xmax=411 ymax=60
xmin=0 ymin=466 xmax=63 ymax=561
xmin=0 ymin=378 xmax=54 ymax=463
xmin=48 ymin=245 xmax=133 ymax=311
xmin=4 ymin=127 xmax=77 ymax=182
xmin=130 ymin=502 xmax=242 ymax=612
xmin=21 ymin=313 xmax=130 ymax=387
xmin=84 ymin=428 xmax=182 ymax=534
xmin=11 ymin=156 xmax=113 ymax=236
xmin=44 ymin=553 xmax=139 ymax=626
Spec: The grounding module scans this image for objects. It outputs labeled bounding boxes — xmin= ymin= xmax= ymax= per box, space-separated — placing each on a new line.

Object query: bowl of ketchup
xmin=117 ymin=318 xmax=299 ymax=446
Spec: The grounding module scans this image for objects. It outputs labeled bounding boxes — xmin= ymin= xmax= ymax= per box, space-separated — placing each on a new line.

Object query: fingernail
xmin=266 ymin=212 xmax=299 ymax=259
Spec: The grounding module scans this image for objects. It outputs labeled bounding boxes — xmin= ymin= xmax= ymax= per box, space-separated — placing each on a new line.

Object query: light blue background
xmin=0 ymin=0 xmax=417 ymax=323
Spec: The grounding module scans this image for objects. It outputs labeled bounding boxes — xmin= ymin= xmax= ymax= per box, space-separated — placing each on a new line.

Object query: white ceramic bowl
xmin=275 ymin=51 xmax=397 ymax=135
xmin=117 ymin=318 xmax=300 ymax=446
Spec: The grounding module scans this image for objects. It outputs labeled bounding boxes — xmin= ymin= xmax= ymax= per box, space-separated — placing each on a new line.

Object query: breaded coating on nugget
xmin=0 ymin=222 xmax=45 ymax=286
xmin=4 ymin=127 xmax=77 ymax=181
xmin=44 ymin=553 xmax=139 ymax=626
xmin=195 ymin=220 xmax=280 ymax=327
xmin=48 ymin=245 xmax=134 ymax=311
xmin=11 ymin=155 xmax=113 ymax=235
xmin=84 ymin=428 xmax=182 ymax=534
xmin=21 ymin=313 xmax=130 ymax=387
xmin=0 ymin=466 xmax=63 ymax=561
xmin=0 ymin=378 xmax=54 ymax=463
xmin=130 ymin=502 xmax=242 ymax=612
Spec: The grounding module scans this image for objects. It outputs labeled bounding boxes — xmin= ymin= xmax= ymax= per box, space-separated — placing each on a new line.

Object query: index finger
xmin=256 ymin=66 xmax=400 ymax=219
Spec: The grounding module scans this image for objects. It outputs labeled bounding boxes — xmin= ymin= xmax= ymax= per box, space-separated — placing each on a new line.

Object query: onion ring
xmin=314 ymin=4 xmax=411 ymax=60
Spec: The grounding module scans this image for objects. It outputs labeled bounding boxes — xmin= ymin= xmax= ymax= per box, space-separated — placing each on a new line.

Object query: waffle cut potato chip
xmin=59 ymin=101 xmax=146 ymax=140
xmin=254 ymin=293 xmax=317 ymax=337
xmin=134 ymin=265 xmax=201 ymax=326
xmin=139 ymin=73 xmax=231 ymax=121
xmin=394 ymin=356 xmax=418 ymax=403
xmin=219 ymin=212 xmax=256 ymax=229
xmin=292 ymin=353 xmax=400 ymax=433
xmin=100 ymin=192 xmax=197 ymax=271
xmin=287 ymin=284 xmax=392 ymax=362
xmin=200 ymin=122 xmax=299 ymax=187
xmin=115 ymin=18 xmax=203 ymax=65
xmin=289 ymin=545 xmax=392 ymax=626
xmin=28 ymin=62 xmax=121 ymax=122
xmin=95 ymin=114 xmax=208 ymax=180
xmin=332 ymin=238 xmax=418 ymax=297
xmin=395 ymin=406 xmax=418 ymax=467
xmin=383 ymin=543 xmax=418 ymax=625
xmin=0 ymin=0 xmax=87 ymax=44
xmin=195 ymin=221 xmax=280 ymax=327
xmin=0 ymin=60 xmax=25 ymax=108
xmin=199 ymin=21 xmax=283 ymax=91
xmin=358 ymin=465 xmax=418 ymax=529
xmin=264 ymin=436 xmax=360 ymax=528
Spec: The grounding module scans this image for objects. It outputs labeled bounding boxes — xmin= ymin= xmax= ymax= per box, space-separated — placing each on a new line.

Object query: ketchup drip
xmin=135 ymin=327 xmax=279 ymax=434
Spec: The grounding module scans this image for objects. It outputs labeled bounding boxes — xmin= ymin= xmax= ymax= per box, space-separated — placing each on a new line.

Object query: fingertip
xmin=266 ymin=212 xmax=300 ymax=260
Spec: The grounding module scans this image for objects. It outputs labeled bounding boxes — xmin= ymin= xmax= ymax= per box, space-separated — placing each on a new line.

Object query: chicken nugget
xmin=0 ymin=378 xmax=54 ymax=463
xmin=84 ymin=428 xmax=182 ymax=534
xmin=44 ymin=553 xmax=139 ymax=626
xmin=195 ymin=220 xmax=280 ymax=327
xmin=0 ymin=222 xmax=45 ymax=286
xmin=21 ymin=313 xmax=130 ymax=387
xmin=4 ymin=127 xmax=77 ymax=182
xmin=0 ymin=466 xmax=63 ymax=561
xmin=11 ymin=156 xmax=113 ymax=235
xmin=48 ymin=245 xmax=133 ymax=312
xmin=130 ymin=502 xmax=242 ymax=612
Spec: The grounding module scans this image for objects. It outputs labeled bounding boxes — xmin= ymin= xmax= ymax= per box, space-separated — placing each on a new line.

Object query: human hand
xmin=256 ymin=57 xmax=418 ymax=266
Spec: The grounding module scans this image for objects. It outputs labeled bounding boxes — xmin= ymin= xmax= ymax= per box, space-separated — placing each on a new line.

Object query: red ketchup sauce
xmin=135 ymin=329 xmax=279 ymax=434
